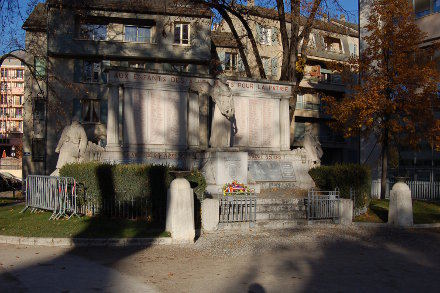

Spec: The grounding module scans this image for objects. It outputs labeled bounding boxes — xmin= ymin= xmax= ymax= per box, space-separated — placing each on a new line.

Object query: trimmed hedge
xmin=308 ymin=164 xmax=371 ymax=209
xmin=60 ymin=162 xmax=206 ymax=224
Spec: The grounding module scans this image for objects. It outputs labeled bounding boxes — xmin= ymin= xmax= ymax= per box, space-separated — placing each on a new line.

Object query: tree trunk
xmin=217 ymin=8 xmax=252 ymax=77
xmin=381 ymin=132 xmax=389 ymax=200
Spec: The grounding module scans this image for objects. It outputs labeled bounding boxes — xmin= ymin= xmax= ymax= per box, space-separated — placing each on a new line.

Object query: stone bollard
xmin=388 ymin=182 xmax=413 ymax=227
xmin=339 ymin=199 xmax=353 ymax=225
xmin=166 ymin=178 xmax=195 ymax=243
xmin=202 ymin=198 xmax=219 ymax=231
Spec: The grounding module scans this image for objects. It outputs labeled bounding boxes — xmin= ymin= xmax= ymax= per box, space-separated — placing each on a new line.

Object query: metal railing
xmin=306 ymin=188 xmax=340 ymax=221
xmin=77 ymin=192 xmax=149 ymax=220
xmin=219 ymin=192 xmax=257 ymax=227
xmin=23 ymin=175 xmax=79 ymax=220
xmin=371 ymin=180 xmax=440 ymax=200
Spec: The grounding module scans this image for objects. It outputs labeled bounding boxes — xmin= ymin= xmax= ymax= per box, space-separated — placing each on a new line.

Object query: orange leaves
xmin=324 ymin=0 xmax=440 ymax=149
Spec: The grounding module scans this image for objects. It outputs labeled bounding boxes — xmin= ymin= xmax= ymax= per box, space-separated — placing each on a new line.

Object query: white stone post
xmin=202 ymin=198 xmax=219 ymax=231
xmin=388 ymin=182 xmax=413 ymax=227
xmin=339 ymin=199 xmax=353 ymax=225
xmin=280 ymin=98 xmax=290 ymax=151
xmin=166 ymin=178 xmax=195 ymax=243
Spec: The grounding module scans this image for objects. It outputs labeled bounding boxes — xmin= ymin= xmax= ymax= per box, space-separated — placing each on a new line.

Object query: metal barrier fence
xmin=371 ymin=180 xmax=440 ymax=200
xmin=23 ymin=175 xmax=79 ymax=220
xmin=306 ymin=188 xmax=340 ymax=221
xmin=219 ymin=193 xmax=257 ymax=227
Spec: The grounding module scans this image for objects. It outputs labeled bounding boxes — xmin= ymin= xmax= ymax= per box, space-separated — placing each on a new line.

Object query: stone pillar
xmin=388 ymin=182 xmax=413 ymax=227
xmin=188 ymin=92 xmax=199 ymax=148
xmin=199 ymin=94 xmax=209 ymax=149
xmin=106 ymin=85 xmax=121 ymax=148
xmin=202 ymin=198 xmax=219 ymax=231
xmin=339 ymin=199 xmax=353 ymax=225
xmin=166 ymin=178 xmax=195 ymax=243
xmin=280 ymin=98 xmax=290 ymax=151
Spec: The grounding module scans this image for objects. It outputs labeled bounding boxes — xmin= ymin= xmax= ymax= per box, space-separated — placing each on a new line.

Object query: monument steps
xmin=256 ymin=203 xmax=305 ymax=213
xmin=256 ymin=212 xmax=306 ymax=221
xmin=256 ymin=197 xmax=307 ymax=222
xmin=256 ymin=219 xmax=309 ymax=229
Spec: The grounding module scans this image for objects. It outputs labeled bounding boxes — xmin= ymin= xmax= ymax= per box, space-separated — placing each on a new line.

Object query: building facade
xmin=22 ymin=0 xmax=213 ymax=176
xmin=0 ymin=53 xmax=25 ymax=157
xmin=22 ymin=0 xmax=360 ymax=181
xmin=212 ymin=3 xmax=360 ymax=165
xmin=360 ymin=0 xmax=440 ymax=181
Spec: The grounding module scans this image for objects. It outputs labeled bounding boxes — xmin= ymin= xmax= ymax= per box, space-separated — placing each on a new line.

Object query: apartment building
xmin=212 ymin=3 xmax=360 ymax=164
xmin=360 ymin=0 xmax=440 ymax=181
xmin=0 ymin=52 xmax=25 ymax=156
xmin=22 ymin=0 xmax=212 ymax=176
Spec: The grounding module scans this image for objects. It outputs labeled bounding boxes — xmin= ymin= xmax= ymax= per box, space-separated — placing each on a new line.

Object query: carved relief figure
xmin=189 ymin=78 xmax=236 ymax=148
xmin=303 ymin=130 xmax=323 ymax=164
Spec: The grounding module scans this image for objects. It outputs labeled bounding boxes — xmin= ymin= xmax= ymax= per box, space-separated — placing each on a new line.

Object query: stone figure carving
xmin=303 ymin=130 xmax=323 ymax=164
xmin=51 ymin=120 xmax=104 ymax=176
xmin=189 ymin=78 xmax=236 ymax=148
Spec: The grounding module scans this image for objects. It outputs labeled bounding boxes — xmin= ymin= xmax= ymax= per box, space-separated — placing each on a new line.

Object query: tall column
xmin=106 ymin=85 xmax=122 ymax=150
xmin=188 ymin=92 xmax=199 ymax=148
xmin=280 ymin=98 xmax=290 ymax=151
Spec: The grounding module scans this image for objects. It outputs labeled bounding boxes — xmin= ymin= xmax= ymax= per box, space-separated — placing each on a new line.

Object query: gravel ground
xmin=2 ymin=226 xmax=440 ymax=292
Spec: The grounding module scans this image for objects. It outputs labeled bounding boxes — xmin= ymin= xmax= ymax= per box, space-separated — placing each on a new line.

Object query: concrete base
xmin=166 ymin=178 xmax=195 ymax=243
xmin=339 ymin=199 xmax=353 ymax=225
xmin=201 ymin=198 xmax=219 ymax=231
xmin=388 ymin=182 xmax=413 ymax=227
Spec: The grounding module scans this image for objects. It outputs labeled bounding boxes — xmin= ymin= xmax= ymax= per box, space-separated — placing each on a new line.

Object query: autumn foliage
xmin=323 ymin=0 xmax=440 ymax=198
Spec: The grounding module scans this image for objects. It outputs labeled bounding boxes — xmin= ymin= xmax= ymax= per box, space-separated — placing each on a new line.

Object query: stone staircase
xmin=255 ymin=198 xmax=308 ymax=229
xmin=217 ymin=197 xmax=309 ymax=230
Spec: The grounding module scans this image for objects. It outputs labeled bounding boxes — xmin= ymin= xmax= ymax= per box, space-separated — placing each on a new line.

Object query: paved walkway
xmin=1 ymin=226 xmax=440 ymax=292
xmin=0 ymin=245 xmax=158 ymax=292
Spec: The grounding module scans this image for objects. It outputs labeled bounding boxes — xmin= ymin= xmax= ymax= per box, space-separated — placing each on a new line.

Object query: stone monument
xmin=51 ymin=120 xmax=104 ymax=176
xmin=189 ymin=78 xmax=236 ymax=148
xmin=388 ymin=181 xmax=413 ymax=227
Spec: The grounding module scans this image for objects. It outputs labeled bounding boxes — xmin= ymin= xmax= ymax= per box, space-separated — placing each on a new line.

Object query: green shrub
xmin=60 ymin=162 xmax=207 ymax=225
xmin=308 ymin=164 xmax=371 ymax=209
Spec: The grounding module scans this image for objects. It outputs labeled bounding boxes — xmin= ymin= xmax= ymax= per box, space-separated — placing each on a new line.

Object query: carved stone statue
xmin=303 ymin=130 xmax=323 ymax=164
xmin=51 ymin=120 xmax=104 ymax=176
xmin=189 ymin=78 xmax=236 ymax=148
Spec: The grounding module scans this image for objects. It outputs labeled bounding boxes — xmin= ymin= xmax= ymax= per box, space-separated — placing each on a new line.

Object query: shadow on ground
xmin=220 ymin=227 xmax=440 ymax=292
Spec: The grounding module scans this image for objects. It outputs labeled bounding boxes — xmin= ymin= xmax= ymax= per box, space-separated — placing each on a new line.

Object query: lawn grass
xmin=0 ymin=197 xmax=24 ymax=207
xmin=0 ymin=204 xmax=169 ymax=238
xmin=355 ymin=199 xmax=440 ymax=224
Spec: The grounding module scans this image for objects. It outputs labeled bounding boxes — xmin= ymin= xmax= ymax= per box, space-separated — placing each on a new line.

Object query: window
xmin=259 ymin=26 xmax=272 ymax=45
xmin=32 ymin=138 xmax=45 ymax=162
xmin=323 ymin=36 xmax=343 ymax=53
xmin=294 ymin=122 xmax=306 ymax=141
xmin=16 ymin=70 xmax=23 ymax=79
xmin=413 ymin=0 xmax=440 ymax=17
xmin=33 ymin=98 xmax=46 ymax=121
xmin=128 ymin=61 xmax=147 ymax=69
xmin=35 ymin=57 xmax=46 ymax=78
xmin=224 ymin=52 xmax=238 ymax=71
xmin=1 ymin=69 xmax=7 ymax=78
xmin=81 ymin=99 xmax=100 ymax=123
xmin=174 ymin=23 xmax=189 ymax=45
xmin=0 ymin=82 xmax=7 ymax=91
xmin=124 ymin=25 xmax=152 ymax=43
xmin=79 ymin=24 xmax=107 ymax=41
xmin=83 ymin=61 xmax=101 ymax=83
xmin=262 ymin=57 xmax=271 ymax=77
